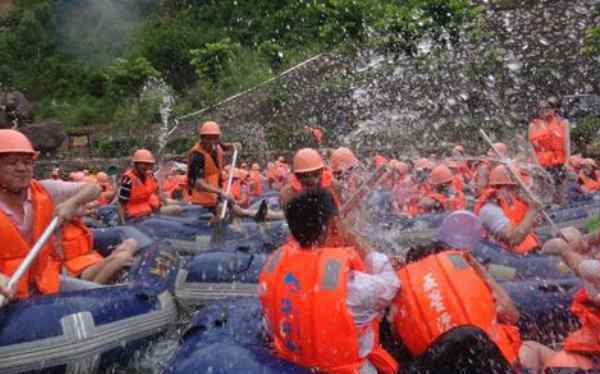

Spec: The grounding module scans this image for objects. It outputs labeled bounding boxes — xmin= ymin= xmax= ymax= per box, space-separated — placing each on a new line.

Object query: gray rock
xmin=19 ymin=121 xmax=67 ymax=156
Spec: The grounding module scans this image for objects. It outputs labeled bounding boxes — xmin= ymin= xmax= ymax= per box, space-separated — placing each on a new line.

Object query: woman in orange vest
xmin=259 ymin=188 xmax=400 ymax=374
xmin=230 ymin=168 xmax=250 ymax=209
xmin=0 ymin=130 xmax=101 ymax=301
xmin=60 ymin=217 xmax=139 ymax=284
xmin=117 ymin=149 xmax=164 ymax=221
xmin=529 ymin=99 xmax=570 ymax=202
xmin=418 ymin=164 xmax=466 ymax=213
xmin=519 ymin=227 xmax=600 ymax=371
xmin=474 ymin=165 xmax=542 ymax=254
xmin=187 ymin=121 xmax=240 ymax=214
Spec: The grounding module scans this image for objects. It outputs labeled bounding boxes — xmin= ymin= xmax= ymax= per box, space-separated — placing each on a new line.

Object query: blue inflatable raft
xmin=0 ymin=236 xmax=179 ymax=373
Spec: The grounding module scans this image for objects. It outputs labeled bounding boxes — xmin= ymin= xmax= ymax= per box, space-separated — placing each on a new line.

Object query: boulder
xmin=0 ymin=90 xmax=33 ymax=126
xmin=19 ymin=120 xmax=67 ymax=156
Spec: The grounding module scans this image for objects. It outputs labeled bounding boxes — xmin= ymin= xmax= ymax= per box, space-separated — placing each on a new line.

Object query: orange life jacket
xmin=60 ymin=218 xmax=103 ymax=277
xmin=579 ymin=171 xmax=599 ymax=193
xmin=425 ymin=177 xmax=466 ymax=213
xmin=404 ymin=182 xmax=433 ymax=217
xmin=529 ymin=114 xmax=567 ymax=167
xmin=563 ymin=288 xmax=600 ymax=355
xmin=0 ymin=180 xmax=60 ymax=298
xmin=249 ymin=170 xmax=263 ymax=197
xmin=230 ymin=179 xmax=249 ymax=208
xmin=391 ymin=250 xmax=521 ymax=364
xmin=188 ymin=143 xmax=224 ymax=207
xmin=162 ymin=175 xmax=179 ymax=197
xmin=259 ymin=240 xmax=398 ymax=374
xmin=474 ymin=188 xmax=539 ymax=254
xmin=122 ymin=169 xmax=160 ymax=218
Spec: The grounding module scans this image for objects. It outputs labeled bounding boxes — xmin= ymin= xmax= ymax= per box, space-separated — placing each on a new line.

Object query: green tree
xmin=190 ymin=38 xmax=239 ymax=87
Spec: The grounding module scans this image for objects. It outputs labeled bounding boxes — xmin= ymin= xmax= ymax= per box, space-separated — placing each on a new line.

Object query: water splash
xmin=141 ymin=77 xmax=176 ymax=155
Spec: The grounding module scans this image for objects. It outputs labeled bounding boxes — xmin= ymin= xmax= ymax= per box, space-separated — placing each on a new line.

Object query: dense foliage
xmin=0 ymin=0 xmax=478 ymax=155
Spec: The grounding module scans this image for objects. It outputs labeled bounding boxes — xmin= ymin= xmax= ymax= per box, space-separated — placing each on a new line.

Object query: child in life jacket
xmin=520 ymin=227 xmax=600 ymax=372
xmin=387 ymin=211 xmax=521 ymax=373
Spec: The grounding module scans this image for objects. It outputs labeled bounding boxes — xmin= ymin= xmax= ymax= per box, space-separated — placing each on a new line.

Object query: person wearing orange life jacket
xmin=418 ymin=164 xmax=466 ymax=213
xmin=95 ymin=172 xmax=115 ymax=206
xmin=330 ymin=147 xmax=361 ymax=203
xmin=519 ymin=227 xmax=600 ymax=372
xmin=248 ymin=163 xmax=263 ymax=198
xmin=60 ymin=217 xmax=139 ymax=284
xmin=117 ymin=149 xmax=166 ymax=222
xmin=0 ymin=130 xmax=101 ymax=302
xmin=472 ymin=142 xmax=508 ymax=197
xmin=404 ymin=158 xmax=434 ymax=217
xmin=187 ymin=121 xmax=241 ymax=214
xmin=474 ymin=164 xmax=542 ymax=254
xmin=450 ymin=145 xmax=473 ymax=181
xmin=259 ymin=188 xmax=400 ymax=374
xmin=389 ymin=212 xmax=521 ymax=373
xmin=230 ymin=168 xmax=250 ymax=209
xmin=529 ymin=99 xmax=569 ymax=174
xmin=578 ymin=158 xmax=600 ymax=194
xmin=388 ymin=160 xmax=415 ymax=215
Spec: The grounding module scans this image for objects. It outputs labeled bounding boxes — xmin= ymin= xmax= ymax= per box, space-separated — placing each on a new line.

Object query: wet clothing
xmin=563 ymin=288 xmax=600 ymax=356
xmin=259 ymin=239 xmax=399 ymax=373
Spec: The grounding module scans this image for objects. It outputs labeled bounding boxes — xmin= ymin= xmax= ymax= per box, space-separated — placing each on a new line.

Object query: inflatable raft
xmin=0 ymin=237 xmax=179 ymax=374
xmin=164 ymin=275 xmax=580 ymax=374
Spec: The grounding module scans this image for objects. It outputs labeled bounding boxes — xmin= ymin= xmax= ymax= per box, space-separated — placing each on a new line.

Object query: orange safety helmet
xmin=414 ymin=158 xmax=433 ymax=170
xmin=0 ymin=129 xmax=38 ymax=157
xmin=293 ymin=148 xmax=324 ymax=174
xmin=488 ymin=143 xmax=508 ymax=157
xmin=132 ymin=149 xmax=156 ymax=164
xmin=198 ymin=121 xmax=222 ymax=136
xmin=429 ymin=165 xmax=453 ymax=185
xmin=330 ymin=147 xmax=358 ymax=172
xmin=96 ymin=172 xmax=110 ymax=184
xmin=489 ymin=165 xmax=517 ymax=186
xmin=251 ymin=163 xmax=261 ymax=171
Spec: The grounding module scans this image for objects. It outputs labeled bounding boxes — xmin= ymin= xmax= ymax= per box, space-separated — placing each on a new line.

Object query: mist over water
xmin=55 ymin=0 xmax=159 ymax=65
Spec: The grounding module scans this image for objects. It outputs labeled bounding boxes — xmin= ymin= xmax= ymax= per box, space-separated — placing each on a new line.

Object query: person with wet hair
xmin=259 ymin=188 xmax=400 ymax=374
xmin=529 ymin=98 xmax=570 ymax=203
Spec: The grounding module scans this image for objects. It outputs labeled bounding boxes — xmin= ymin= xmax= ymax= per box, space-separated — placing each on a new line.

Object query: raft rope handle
xmin=479 ymin=129 xmax=565 ymax=240
xmin=220 ymin=148 xmax=239 ymax=220
xmin=7 ymin=216 xmax=60 ymax=291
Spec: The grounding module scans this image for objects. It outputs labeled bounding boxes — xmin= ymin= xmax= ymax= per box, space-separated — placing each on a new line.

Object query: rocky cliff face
xmin=170 ymin=0 xmax=599 ymax=158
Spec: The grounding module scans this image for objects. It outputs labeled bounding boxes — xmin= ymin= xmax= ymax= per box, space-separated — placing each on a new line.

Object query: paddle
xmin=0 ymin=217 xmax=60 ymax=306
xmin=211 ymin=148 xmax=239 ymax=244
xmin=479 ymin=129 xmax=564 ymax=238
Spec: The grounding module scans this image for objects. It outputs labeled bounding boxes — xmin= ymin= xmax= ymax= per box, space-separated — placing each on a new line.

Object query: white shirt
xmin=347 ymin=252 xmax=401 ymax=357
xmin=479 ymin=202 xmax=510 ymax=239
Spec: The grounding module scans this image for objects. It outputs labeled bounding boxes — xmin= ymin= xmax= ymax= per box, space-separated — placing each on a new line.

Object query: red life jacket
xmin=187 ymin=143 xmax=224 ymax=207
xmin=474 ymin=188 xmax=539 ymax=254
xmin=60 ymin=218 xmax=103 ymax=277
xmin=259 ymin=240 xmax=398 ymax=374
xmin=529 ymin=114 xmax=568 ymax=167
xmin=0 ymin=180 xmax=60 ymax=298
xmin=563 ymin=288 xmax=600 ymax=355
xmin=391 ymin=250 xmax=521 ymax=364
xmin=122 ymin=169 xmax=160 ymax=218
